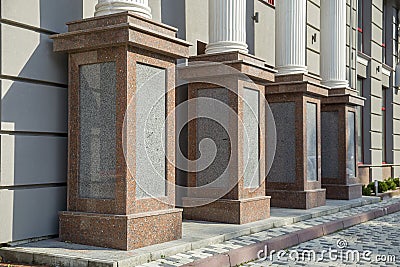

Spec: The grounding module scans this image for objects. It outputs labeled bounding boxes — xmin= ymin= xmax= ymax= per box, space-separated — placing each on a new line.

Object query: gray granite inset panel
xmin=79 ymin=62 xmax=116 ymax=199
xmin=243 ymin=88 xmax=260 ymax=188
xmin=347 ymin=111 xmax=356 ymax=178
xmin=196 ymin=88 xmax=231 ymax=187
xmin=136 ymin=63 xmax=167 ymax=199
xmin=306 ymin=102 xmax=318 ymax=182
xmin=321 ymin=112 xmax=339 ymax=179
xmin=267 ymin=102 xmax=296 ymax=183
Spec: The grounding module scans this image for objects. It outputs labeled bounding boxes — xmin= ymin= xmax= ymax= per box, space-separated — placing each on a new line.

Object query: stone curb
xmin=181 ymin=202 xmax=400 ymax=267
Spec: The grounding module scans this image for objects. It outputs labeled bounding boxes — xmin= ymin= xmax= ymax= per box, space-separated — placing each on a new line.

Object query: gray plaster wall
xmin=356 ymin=0 xmax=400 ymax=180
xmin=253 ymin=0 xmax=275 ymax=66
xmin=307 ymin=0 xmax=321 ymax=76
xmin=0 ymin=0 xmax=84 ymax=244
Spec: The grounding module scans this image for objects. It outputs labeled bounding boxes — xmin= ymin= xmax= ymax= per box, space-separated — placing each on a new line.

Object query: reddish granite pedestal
xmin=321 ymin=88 xmax=364 ymax=200
xmin=51 ymin=12 xmax=190 ymax=250
xmin=265 ymin=73 xmax=328 ymax=209
xmin=180 ymin=52 xmax=274 ymax=224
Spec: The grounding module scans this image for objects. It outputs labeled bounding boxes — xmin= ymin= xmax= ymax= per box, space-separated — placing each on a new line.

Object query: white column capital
xmin=320 ymin=0 xmax=349 ymax=88
xmin=275 ymin=0 xmax=307 ymax=75
xmin=95 ymin=0 xmax=152 ymax=19
xmin=206 ymin=0 xmax=248 ymax=54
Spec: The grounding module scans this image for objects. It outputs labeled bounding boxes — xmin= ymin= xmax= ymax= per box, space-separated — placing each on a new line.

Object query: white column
xmin=275 ymin=0 xmax=307 ymax=75
xmin=95 ymin=0 xmax=152 ymax=19
xmin=320 ymin=0 xmax=349 ymax=88
xmin=206 ymin=0 xmax=248 ymax=54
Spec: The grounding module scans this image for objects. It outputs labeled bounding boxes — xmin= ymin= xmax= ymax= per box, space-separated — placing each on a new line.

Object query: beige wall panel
xmin=307 ymin=1 xmax=320 ymax=29
xmin=371 ymin=131 xmax=383 ymax=149
xmin=370 ymin=77 xmax=383 ymax=97
xmin=1 ymin=0 xmax=83 ymax=33
xmin=0 ymin=187 xmax=66 ymax=243
xmin=1 ymin=23 xmax=67 ymax=84
xmin=306 ymin=49 xmax=320 ymax=76
xmin=254 ymin=1 xmax=275 ymax=66
xmin=371 ymin=96 xmax=382 ymax=115
xmin=83 ymin=0 xmax=97 ymax=19
xmin=307 ymin=25 xmax=320 ymax=53
xmin=185 ymin=0 xmax=209 ymax=56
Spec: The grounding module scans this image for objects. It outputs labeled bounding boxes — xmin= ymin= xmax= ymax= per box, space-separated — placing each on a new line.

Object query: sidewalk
xmin=1 ymin=196 xmax=396 ymax=267
xmin=244 ymin=210 xmax=400 ymax=266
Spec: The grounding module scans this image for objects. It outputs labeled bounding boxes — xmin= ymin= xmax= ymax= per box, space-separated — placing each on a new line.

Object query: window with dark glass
xmin=358 ymin=0 xmax=364 ymax=52
xmin=382 ymin=87 xmax=388 ymax=164
xmin=383 ymin=0 xmax=387 ymax=64
xmin=393 ymin=7 xmax=399 ymax=64
xmin=357 ymin=77 xmax=364 ymax=164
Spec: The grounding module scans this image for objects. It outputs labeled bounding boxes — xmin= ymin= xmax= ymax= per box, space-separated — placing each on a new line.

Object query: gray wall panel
xmin=0 ymin=23 xmax=68 ymax=85
xmin=1 ymin=80 xmax=67 ymax=133
xmin=0 ymin=186 xmax=67 ymax=243
xmin=0 ymin=135 xmax=67 ymax=186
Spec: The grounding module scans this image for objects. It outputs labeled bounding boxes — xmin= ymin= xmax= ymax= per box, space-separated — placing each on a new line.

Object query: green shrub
xmin=362 ymin=185 xmax=372 ymax=196
xmin=385 ymin=178 xmax=397 ymax=191
xmin=367 ymin=181 xmax=390 ymax=194
xmin=379 ymin=181 xmax=389 ymax=193
xmin=393 ymin=178 xmax=400 ymax=187
xmin=367 ymin=182 xmax=376 ymax=194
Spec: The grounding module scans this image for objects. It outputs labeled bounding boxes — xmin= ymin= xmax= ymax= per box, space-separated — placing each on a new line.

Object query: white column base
xmin=205 ymin=41 xmax=248 ymax=55
xmin=275 ymin=65 xmax=308 ymax=76
xmin=321 ymin=80 xmax=349 ymax=89
xmin=95 ymin=1 xmax=152 ymax=19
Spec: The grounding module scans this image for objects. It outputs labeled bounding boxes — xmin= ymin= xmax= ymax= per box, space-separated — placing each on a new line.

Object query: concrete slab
xmin=0 ymin=197 xmax=380 ymax=267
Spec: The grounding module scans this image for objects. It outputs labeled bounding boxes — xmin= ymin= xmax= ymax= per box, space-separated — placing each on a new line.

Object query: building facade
xmin=0 ymin=0 xmax=399 ymax=245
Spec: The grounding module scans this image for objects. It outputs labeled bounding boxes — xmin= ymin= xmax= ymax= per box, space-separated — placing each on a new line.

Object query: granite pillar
xmin=51 ymin=12 xmax=190 ymax=250
xmin=321 ymin=89 xmax=364 ymax=200
xmin=181 ymin=52 xmax=275 ymax=224
xmin=266 ymin=74 xmax=328 ymax=209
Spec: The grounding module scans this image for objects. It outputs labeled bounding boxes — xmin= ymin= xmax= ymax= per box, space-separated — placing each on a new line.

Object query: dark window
xmin=259 ymin=0 xmax=275 ymax=7
xmin=382 ymin=87 xmax=388 ymax=164
xmin=357 ymin=78 xmax=364 ymax=164
xmin=383 ymin=0 xmax=387 ymax=64
xmin=393 ymin=7 xmax=399 ymax=64
xmin=358 ymin=0 xmax=364 ymax=52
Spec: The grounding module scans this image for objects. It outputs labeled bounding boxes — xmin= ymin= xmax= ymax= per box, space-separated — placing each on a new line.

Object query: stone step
xmin=0 ymin=197 xmax=385 ymax=267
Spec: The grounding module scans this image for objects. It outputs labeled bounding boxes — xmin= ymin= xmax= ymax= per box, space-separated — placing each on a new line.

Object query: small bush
xmin=367 ymin=182 xmax=376 ymax=194
xmin=393 ymin=178 xmax=400 ymax=187
xmin=379 ymin=181 xmax=389 ymax=193
xmin=367 ymin=181 xmax=390 ymax=194
xmin=385 ymin=178 xmax=397 ymax=191
xmin=362 ymin=185 xmax=372 ymax=196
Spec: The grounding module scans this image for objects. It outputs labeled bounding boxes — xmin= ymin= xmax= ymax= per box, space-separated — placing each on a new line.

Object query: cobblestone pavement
xmin=136 ymin=197 xmax=400 ymax=267
xmin=245 ymin=211 xmax=400 ymax=267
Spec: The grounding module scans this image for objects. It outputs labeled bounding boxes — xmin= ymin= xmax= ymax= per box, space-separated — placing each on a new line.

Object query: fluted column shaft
xmin=321 ymin=0 xmax=349 ymax=88
xmin=275 ymin=0 xmax=307 ymax=75
xmin=206 ymin=0 xmax=248 ymax=54
xmin=95 ymin=0 xmax=152 ymax=18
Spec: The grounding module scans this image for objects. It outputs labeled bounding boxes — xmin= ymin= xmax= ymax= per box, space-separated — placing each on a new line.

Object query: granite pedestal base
xmin=323 ymin=183 xmax=363 ymax=200
xmin=267 ymin=189 xmax=326 ymax=209
xmin=51 ymin=12 xmax=191 ymax=250
xmin=180 ymin=51 xmax=275 ymax=225
xmin=182 ymin=196 xmax=270 ymax=224
xmin=321 ymin=88 xmax=364 ymax=201
xmin=266 ymin=73 xmax=328 ymax=210
xmin=59 ymin=209 xmax=182 ymax=250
